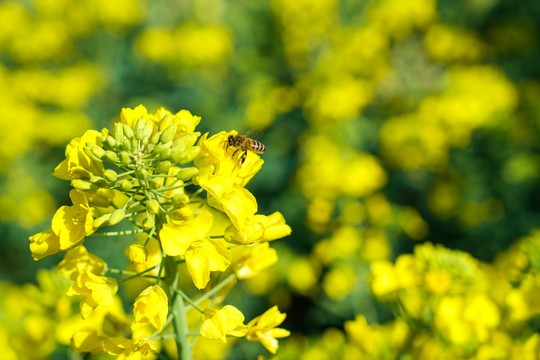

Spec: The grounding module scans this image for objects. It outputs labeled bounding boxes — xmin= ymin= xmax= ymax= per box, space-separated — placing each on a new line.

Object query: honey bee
xmin=225 ymin=132 xmax=266 ymax=164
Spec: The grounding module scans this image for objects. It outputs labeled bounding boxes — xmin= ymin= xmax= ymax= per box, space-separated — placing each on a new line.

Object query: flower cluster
xmin=29 ymin=105 xmax=291 ymax=359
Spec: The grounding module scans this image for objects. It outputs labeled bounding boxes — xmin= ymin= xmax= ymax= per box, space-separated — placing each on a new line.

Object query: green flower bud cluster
xmin=72 ymin=107 xmax=205 ymax=232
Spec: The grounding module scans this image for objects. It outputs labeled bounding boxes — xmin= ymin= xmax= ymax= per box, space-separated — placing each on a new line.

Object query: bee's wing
xmin=244 ymin=128 xmax=264 ymax=139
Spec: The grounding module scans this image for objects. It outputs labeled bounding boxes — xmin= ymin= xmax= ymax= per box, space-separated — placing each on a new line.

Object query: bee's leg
xmin=240 ymin=150 xmax=247 ymax=164
xmin=232 ymin=148 xmax=240 ymax=157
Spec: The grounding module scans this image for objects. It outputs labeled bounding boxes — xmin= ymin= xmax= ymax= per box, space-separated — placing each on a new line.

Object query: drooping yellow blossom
xmin=200 ymin=305 xmax=248 ymax=344
xmin=246 ymin=306 xmax=290 ymax=354
xmin=225 ymin=211 xmax=292 ymax=245
xmin=160 ymin=209 xmax=214 ymax=257
xmin=104 ymin=336 xmax=158 ymax=360
xmin=58 ymin=245 xmax=107 ymax=281
xmin=67 ymin=270 xmax=118 ymax=319
xmin=246 ymin=306 xmax=291 ymax=354
xmin=51 ymin=189 xmax=94 ymax=250
xmin=185 ymin=237 xmax=231 ymax=290
xmin=29 ymin=228 xmax=61 ymax=260
xmin=127 ymin=244 xmax=148 ymax=264
xmin=53 ymin=129 xmax=105 ymax=180
xmin=132 ymin=285 xmax=168 ymax=332
xmin=160 ymin=209 xmax=231 ymax=289
xmin=235 ymin=242 xmax=278 ymax=279
xmin=71 ymin=329 xmax=106 ymax=353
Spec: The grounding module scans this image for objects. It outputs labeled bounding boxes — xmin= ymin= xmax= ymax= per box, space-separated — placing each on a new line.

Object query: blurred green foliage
xmin=1 ymin=0 xmax=540 ymax=359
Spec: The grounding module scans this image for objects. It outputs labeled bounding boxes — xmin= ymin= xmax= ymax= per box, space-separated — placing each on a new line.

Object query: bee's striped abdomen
xmin=250 ymin=140 xmax=266 ymax=154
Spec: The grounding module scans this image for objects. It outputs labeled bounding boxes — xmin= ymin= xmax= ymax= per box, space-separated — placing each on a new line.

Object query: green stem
xmin=165 ymin=256 xmax=192 ymax=360
xmin=189 ymin=273 xmax=237 ymax=309
xmin=174 ymin=289 xmax=204 ymax=313
xmin=108 ymin=265 xmax=160 ymax=283
xmin=91 ymin=229 xmax=145 ymax=237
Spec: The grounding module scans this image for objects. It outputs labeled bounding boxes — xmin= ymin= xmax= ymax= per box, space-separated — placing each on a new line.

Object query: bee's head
xmin=227 ymin=135 xmax=235 ymax=146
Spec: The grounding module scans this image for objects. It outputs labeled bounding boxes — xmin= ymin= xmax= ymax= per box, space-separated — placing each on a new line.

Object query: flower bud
xmin=147 ymin=199 xmax=160 ymax=214
xmin=134 ymin=117 xmax=148 ymax=140
xmin=168 ymin=207 xmax=192 ymax=220
xmin=119 ymin=180 xmax=133 ymax=191
xmin=156 ymin=161 xmax=171 ymax=174
xmin=120 ymin=151 xmax=131 ymax=166
xmin=170 ymin=150 xmax=186 ymax=164
xmin=159 ymin=148 xmax=172 ymax=160
xmin=91 ymin=146 xmax=106 ymax=160
xmin=171 ymin=194 xmax=190 ymax=207
xmin=149 ymin=178 xmax=162 ymax=189
xmin=71 ymin=179 xmax=97 ymax=192
xmin=90 ymin=176 xmax=107 ymax=187
xmin=150 ymin=131 xmax=162 ymax=145
xmin=128 ymin=244 xmax=148 ymax=264
xmin=160 ymin=123 xmax=178 ymax=144
xmin=104 ymin=150 xmax=119 ymax=163
xmin=122 ymin=123 xmax=134 ymax=139
xmin=103 ymin=169 xmax=118 ymax=182
xmin=93 ymin=213 xmax=111 ymax=228
xmin=179 ymin=146 xmax=201 ymax=164
xmin=143 ymin=120 xmax=154 ymax=140
xmin=137 ymin=169 xmax=148 ymax=180
xmin=109 ymin=209 xmax=126 ymax=225
xmin=159 ymin=114 xmax=173 ymax=131
xmin=142 ymin=214 xmax=155 ymax=230
xmin=122 ymin=139 xmax=132 ymax=151
xmin=113 ymin=123 xmax=124 ymax=142
xmin=175 ymin=167 xmax=199 ymax=181
xmin=104 ymin=136 xmax=116 ymax=149
xmin=172 ymin=133 xmax=198 ymax=151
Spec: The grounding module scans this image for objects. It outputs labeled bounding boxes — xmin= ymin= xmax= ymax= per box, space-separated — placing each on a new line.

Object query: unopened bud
xmin=103 ymin=169 xmax=118 ymax=182
xmin=157 ymin=161 xmax=171 ymax=174
xmin=159 ymin=148 xmax=172 ymax=160
xmin=113 ymin=123 xmax=124 ymax=142
xmin=93 ymin=213 xmax=111 ymax=228
xmin=71 ymin=179 xmax=97 ymax=192
xmin=122 ymin=123 xmax=134 ymax=139
xmin=168 ymin=206 xmax=192 ymax=220
xmin=122 ymin=139 xmax=132 ymax=151
xmin=134 ymin=117 xmax=147 ymax=140
xmin=171 ymin=194 xmax=190 ymax=206
xmin=171 ymin=150 xmax=186 ymax=164
xmin=90 ymin=176 xmax=107 ymax=187
xmin=142 ymin=214 xmax=155 ymax=230
xmin=108 ymin=209 xmax=126 ymax=225
xmin=143 ymin=120 xmax=154 ymax=141
xmin=179 ymin=146 xmax=200 ymax=165
xmin=104 ymin=150 xmax=119 ymax=163
xmin=120 ymin=151 xmax=131 ymax=166
xmin=150 ymin=131 xmax=162 ymax=145
xmin=176 ymin=167 xmax=199 ymax=181
xmin=105 ymin=136 xmax=117 ymax=149
xmin=147 ymin=199 xmax=160 ymax=214
xmin=91 ymin=146 xmax=106 ymax=160
xmin=159 ymin=114 xmax=173 ymax=131
xmin=160 ymin=123 xmax=178 ymax=144
xmin=149 ymin=177 xmax=162 ymax=189
xmin=119 ymin=180 xmax=133 ymax=191
xmin=128 ymin=244 xmax=148 ymax=264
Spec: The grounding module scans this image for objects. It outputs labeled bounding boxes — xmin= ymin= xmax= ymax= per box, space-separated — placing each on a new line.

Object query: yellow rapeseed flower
xmin=67 ymin=270 xmax=118 ymax=319
xmin=246 ymin=306 xmax=290 ymax=354
xmin=58 ymin=245 xmax=107 ymax=281
xmin=51 ymin=189 xmax=94 ymax=250
xmin=200 ymin=305 xmax=248 ymax=343
xmin=132 ymin=285 xmax=168 ymax=332
xmin=235 ymin=242 xmax=278 ymax=279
